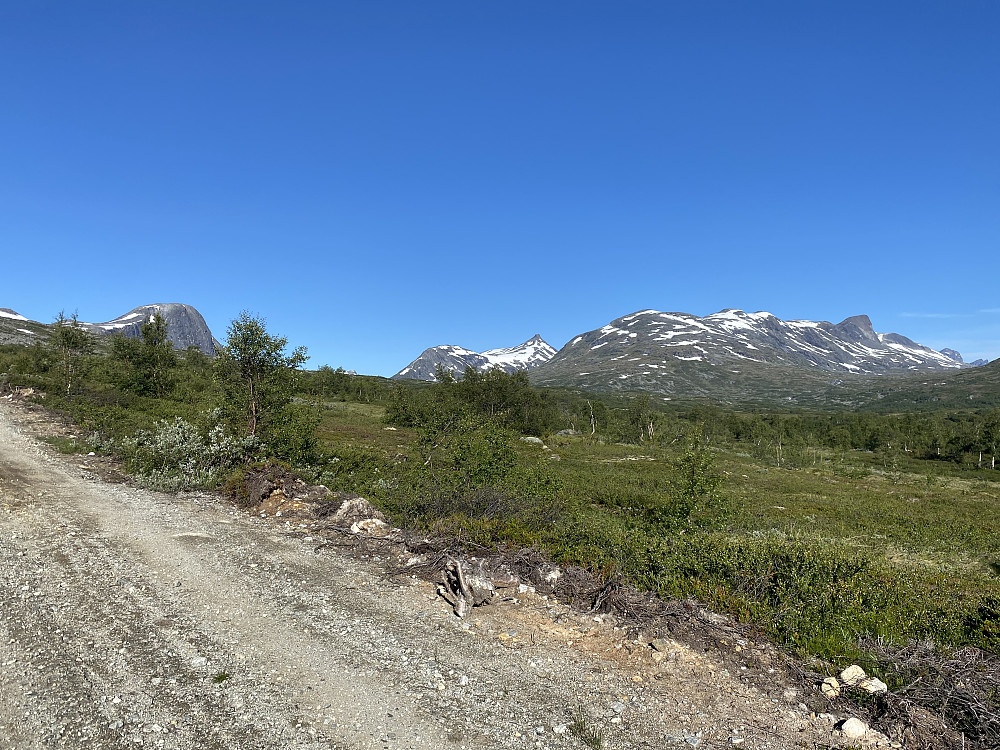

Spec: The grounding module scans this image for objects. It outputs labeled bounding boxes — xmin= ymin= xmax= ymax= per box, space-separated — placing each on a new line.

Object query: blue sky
xmin=2 ymin=2 xmax=998 ymax=374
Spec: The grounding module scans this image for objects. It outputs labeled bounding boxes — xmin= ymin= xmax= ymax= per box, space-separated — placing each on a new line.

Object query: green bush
xmin=119 ymin=417 xmax=258 ymax=491
xmin=263 ymin=402 xmax=321 ymax=465
xmin=965 ymin=595 xmax=1000 ymax=653
xmin=386 ymin=418 xmax=563 ymax=540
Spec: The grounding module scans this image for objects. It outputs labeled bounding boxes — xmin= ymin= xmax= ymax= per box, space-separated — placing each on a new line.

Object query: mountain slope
xmin=0 ymin=309 xmax=49 ymax=347
xmin=82 ymin=303 xmax=219 ymax=354
xmin=846 ymin=357 xmax=1000 ymax=412
xmin=0 ymin=303 xmax=218 ymax=354
xmin=531 ymin=309 xmax=976 ymax=405
xmin=394 ymin=334 xmax=555 ymax=380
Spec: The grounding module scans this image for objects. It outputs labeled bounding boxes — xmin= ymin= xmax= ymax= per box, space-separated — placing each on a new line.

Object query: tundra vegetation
xmin=1 ymin=318 xmax=999 ymax=744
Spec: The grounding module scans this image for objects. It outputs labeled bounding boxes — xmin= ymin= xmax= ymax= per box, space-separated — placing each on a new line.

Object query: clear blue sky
xmin=2 ymin=2 xmax=998 ymax=374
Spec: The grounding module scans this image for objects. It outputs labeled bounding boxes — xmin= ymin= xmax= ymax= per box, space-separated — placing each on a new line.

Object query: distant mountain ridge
xmin=394 ymin=334 xmax=556 ymax=380
xmin=0 ymin=303 xmax=218 ymax=354
xmin=526 ymin=308 xmax=988 ymax=401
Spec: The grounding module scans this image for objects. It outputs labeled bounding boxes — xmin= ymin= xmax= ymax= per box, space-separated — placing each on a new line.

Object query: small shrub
xmin=965 ymin=595 xmax=1000 ymax=654
xmin=119 ymin=417 xmax=257 ymax=491
xmin=386 ymin=419 xmax=563 ymax=539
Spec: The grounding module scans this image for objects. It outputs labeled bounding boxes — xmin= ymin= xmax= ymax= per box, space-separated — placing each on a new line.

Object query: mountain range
xmin=394 ymin=308 xmax=991 ymax=406
xmin=393 ymin=334 xmax=556 ymax=380
xmin=0 ymin=303 xmax=218 ymax=354
xmin=4 ymin=302 xmax=995 ymax=408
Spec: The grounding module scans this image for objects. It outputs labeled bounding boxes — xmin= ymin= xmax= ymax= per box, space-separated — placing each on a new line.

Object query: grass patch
xmin=569 ymin=705 xmax=604 ymax=749
xmin=311 ymin=411 xmax=1000 ymax=665
xmin=40 ymin=435 xmax=89 ymax=454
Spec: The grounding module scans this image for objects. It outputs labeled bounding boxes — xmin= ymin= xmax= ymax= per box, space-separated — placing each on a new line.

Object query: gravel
xmin=0 ymin=400 xmax=889 ymax=749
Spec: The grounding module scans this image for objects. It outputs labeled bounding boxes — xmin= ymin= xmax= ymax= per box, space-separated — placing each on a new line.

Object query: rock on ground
xmin=0 ymin=400 xmax=891 ymax=750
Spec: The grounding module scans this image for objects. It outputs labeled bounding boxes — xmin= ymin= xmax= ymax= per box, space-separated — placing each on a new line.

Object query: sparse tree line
xmin=5 ymin=314 xmax=999 ymax=489
xmin=0 ymin=310 xmax=322 ymax=486
xmin=383 ymin=364 xmax=1000 ymax=476
xmin=673 ymin=407 xmax=1000 ymax=472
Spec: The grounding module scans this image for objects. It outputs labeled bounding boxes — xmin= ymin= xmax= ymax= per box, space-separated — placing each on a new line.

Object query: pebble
xmin=840 ymin=717 xmax=868 ymax=740
xmin=821 ymin=676 xmax=840 ymax=699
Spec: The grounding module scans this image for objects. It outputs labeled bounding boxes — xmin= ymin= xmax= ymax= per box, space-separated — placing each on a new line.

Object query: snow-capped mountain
xmin=0 ymin=308 xmax=48 ymax=347
xmin=394 ymin=334 xmax=556 ymax=380
xmin=530 ymin=309 xmax=979 ymax=398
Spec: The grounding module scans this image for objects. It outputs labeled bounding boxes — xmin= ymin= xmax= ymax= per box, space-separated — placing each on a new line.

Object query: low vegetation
xmin=2 ymin=315 xmax=999 ymax=746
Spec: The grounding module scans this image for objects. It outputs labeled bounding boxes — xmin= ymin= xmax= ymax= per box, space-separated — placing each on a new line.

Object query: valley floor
xmin=0 ymin=399 xmax=887 ymax=750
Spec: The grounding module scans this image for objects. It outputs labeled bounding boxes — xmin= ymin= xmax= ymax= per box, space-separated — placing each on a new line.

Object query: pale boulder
xmin=839 ymin=717 xmax=867 ymax=740
xmin=858 ymin=676 xmax=888 ymax=695
xmin=839 ymin=664 xmax=867 ymax=687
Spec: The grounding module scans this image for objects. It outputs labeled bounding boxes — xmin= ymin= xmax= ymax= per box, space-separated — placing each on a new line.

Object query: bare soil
xmin=0 ymin=399 xmax=891 ymax=749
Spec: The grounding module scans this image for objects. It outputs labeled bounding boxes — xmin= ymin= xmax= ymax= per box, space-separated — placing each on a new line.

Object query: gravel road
xmin=0 ymin=400 xmax=883 ymax=750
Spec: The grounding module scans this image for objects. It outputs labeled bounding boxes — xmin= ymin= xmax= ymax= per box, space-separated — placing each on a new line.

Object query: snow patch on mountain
xmin=532 ymin=308 xmax=979 ymax=395
xmin=394 ymin=334 xmax=556 ymax=381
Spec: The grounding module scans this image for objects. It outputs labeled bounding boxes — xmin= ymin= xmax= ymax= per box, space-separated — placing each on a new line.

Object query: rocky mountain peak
xmin=834 ymin=315 xmax=878 ymax=343
xmin=394 ymin=334 xmax=556 ymax=381
xmin=0 ymin=302 xmax=219 ymax=352
xmin=83 ymin=303 xmax=219 ymax=354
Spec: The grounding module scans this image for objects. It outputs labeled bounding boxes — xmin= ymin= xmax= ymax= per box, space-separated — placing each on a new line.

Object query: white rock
xmin=821 ymin=676 xmax=841 ymax=699
xmin=840 ymin=717 xmax=867 ymax=740
xmin=332 ymin=496 xmax=387 ymax=526
xmin=351 ymin=518 xmax=390 ymax=537
xmin=839 ymin=664 xmax=867 ymax=686
xmin=190 ymin=656 xmax=208 ymax=668
xmin=859 ymin=676 xmax=888 ymax=694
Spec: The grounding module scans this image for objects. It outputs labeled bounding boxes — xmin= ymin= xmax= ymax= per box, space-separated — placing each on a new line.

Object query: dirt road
xmin=0 ymin=400 xmax=879 ymax=750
